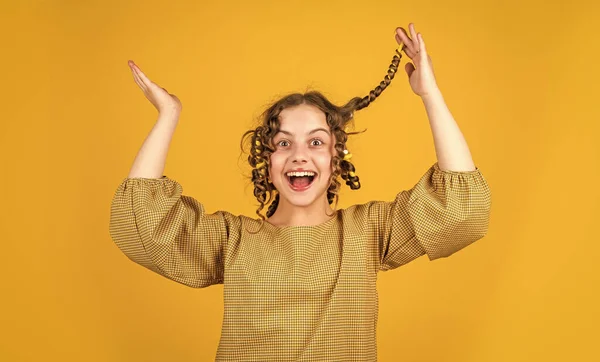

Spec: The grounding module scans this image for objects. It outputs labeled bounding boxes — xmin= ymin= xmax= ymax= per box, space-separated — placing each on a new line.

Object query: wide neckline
xmin=264 ymin=210 xmax=340 ymax=231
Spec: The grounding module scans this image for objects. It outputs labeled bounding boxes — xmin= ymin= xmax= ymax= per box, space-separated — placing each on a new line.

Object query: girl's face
xmin=269 ymin=104 xmax=336 ymax=208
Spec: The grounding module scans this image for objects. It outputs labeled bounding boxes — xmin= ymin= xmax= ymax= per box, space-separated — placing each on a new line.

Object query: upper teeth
xmin=286 ymin=171 xmax=315 ymax=177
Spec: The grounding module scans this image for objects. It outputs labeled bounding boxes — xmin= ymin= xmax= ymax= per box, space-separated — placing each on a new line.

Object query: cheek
xmin=268 ymin=154 xmax=284 ymax=175
xmin=317 ymin=154 xmax=334 ymax=175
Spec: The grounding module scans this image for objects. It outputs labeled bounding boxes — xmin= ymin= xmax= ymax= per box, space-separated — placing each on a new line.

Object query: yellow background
xmin=1 ymin=0 xmax=598 ymax=361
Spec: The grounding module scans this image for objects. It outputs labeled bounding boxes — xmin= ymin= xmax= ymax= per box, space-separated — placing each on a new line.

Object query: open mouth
xmin=287 ymin=174 xmax=316 ymax=191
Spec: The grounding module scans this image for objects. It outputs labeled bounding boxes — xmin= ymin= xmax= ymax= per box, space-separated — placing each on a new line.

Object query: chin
xmin=285 ymin=195 xmax=319 ymax=207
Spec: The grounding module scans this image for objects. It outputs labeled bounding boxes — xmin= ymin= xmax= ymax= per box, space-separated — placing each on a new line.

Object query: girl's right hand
xmin=128 ymin=60 xmax=182 ymax=115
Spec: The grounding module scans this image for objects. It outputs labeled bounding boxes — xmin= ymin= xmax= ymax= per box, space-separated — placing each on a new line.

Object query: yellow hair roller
xmin=396 ymin=42 xmax=404 ymax=56
xmin=342 ymin=149 xmax=353 ymax=161
xmin=255 ymin=160 xmax=265 ymax=169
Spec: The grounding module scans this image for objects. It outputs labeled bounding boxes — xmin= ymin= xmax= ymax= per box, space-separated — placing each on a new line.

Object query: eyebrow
xmin=276 ymin=128 xmax=331 ymax=136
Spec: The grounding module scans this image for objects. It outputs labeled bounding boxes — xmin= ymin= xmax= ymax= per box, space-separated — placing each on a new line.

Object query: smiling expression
xmin=269 ymin=104 xmax=336 ymax=207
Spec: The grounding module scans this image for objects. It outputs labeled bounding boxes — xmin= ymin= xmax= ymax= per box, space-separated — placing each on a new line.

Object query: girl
xmin=110 ymin=23 xmax=491 ymax=361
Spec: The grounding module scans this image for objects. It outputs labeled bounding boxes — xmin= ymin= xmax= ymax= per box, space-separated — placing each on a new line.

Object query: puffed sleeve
xmin=373 ymin=162 xmax=492 ymax=272
xmin=109 ymin=176 xmax=242 ymax=288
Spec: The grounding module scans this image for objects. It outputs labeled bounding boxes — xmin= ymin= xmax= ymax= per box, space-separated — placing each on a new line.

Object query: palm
xmin=406 ymin=52 xmax=436 ymax=96
xmin=128 ymin=60 xmax=182 ymax=114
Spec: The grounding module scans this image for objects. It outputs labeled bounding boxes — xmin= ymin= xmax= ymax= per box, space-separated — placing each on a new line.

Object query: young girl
xmin=110 ymin=23 xmax=491 ymax=361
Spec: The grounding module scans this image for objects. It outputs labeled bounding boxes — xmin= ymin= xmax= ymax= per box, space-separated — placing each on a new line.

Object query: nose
xmin=291 ymin=146 xmax=308 ymax=164
xmin=292 ymin=155 xmax=308 ymax=164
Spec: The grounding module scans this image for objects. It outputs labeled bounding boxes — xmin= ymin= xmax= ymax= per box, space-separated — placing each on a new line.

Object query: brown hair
xmin=239 ymin=50 xmax=402 ymax=232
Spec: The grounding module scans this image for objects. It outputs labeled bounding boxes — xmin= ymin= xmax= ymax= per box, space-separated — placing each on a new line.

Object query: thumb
xmin=405 ymin=62 xmax=415 ymax=78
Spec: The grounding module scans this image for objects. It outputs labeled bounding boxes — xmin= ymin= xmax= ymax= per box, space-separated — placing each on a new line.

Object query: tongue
xmin=291 ymin=176 xmax=311 ymax=188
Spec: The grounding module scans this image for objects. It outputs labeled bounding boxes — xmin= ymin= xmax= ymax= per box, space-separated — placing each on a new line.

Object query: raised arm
xmin=126 ymin=60 xmax=182 ymax=179
xmin=109 ymin=61 xmax=241 ymax=288
xmin=371 ymin=24 xmax=491 ymax=272
xmin=395 ymin=23 xmax=476 ymax=171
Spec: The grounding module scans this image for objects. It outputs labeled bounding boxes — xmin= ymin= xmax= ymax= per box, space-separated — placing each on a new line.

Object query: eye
xmin=276 ymin=139 xmax=323 ymax=148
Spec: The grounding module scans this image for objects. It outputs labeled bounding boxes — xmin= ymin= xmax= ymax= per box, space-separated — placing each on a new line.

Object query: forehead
xmin=277 ymin=104 xmax=329 ymax=135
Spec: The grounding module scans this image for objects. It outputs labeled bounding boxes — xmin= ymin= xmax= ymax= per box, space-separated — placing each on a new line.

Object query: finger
xmin=132 ymin=63 xmax=152 ymax=87
xmin=395 ymin=27 xmax=412 ymax=47
xmin=131 ymin=66 xmax=147 ymax=92
xmin=400 ymin=27 xmax=417 ymax=54
xmin=128 ymin=61 xmax=145 ymax=85
xmin=394 ymin=29 xmax=403 ymax=45
xmin=135 ymin=69 xmax=155 ymax=94
xmin=395 ymin=33 xmax=404 ymax=50
xmin=395 ymin=27 xmax=415 ymax=53
xmin=409 ymin=23 xmax=419 ymax=50
xmin=396 ymin=33 xmax=416 ymax=58
xmin=130 ymin=65 xmax=145 ymax=89
xmin=417 ymin=33 xmax=427 ymax=54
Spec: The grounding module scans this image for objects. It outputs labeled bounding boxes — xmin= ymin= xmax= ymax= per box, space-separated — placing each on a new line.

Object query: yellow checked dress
xmin=109 ymin=162 xmax=491 ymax=361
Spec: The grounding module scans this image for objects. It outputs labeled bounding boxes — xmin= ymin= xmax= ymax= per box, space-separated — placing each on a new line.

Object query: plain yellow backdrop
xmin=1 ymin=0 xmax=598 ymax=361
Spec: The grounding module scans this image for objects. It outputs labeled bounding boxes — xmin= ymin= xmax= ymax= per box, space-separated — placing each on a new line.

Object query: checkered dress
xmin=109 ymin=162 xmax=491 ymax=361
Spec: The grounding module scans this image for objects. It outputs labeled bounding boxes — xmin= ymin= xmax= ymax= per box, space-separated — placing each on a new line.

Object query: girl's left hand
xmin=395 ymin=23 xmax=439 ymax=97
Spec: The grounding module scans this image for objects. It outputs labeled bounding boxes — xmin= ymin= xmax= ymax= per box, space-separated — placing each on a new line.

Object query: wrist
xmin=158 ymin=108 xmax=181 ymax=122
xmin=420 ymin=87 xmax=443 ymax=103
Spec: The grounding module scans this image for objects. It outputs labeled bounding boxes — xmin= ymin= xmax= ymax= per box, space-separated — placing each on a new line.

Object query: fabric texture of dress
xmin=109 ymin=162 xmax=492 ymax=361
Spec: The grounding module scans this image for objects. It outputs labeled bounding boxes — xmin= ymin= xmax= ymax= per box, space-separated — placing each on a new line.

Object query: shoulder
xmin=344 ymin=199 xmax=385 ymax=218
xmin=340 ymin=200 xmax=387 ymax=229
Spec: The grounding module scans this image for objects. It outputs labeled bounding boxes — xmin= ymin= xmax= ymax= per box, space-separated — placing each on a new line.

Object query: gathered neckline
xmin=263 ymin=210 xmax=340 ymax=231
